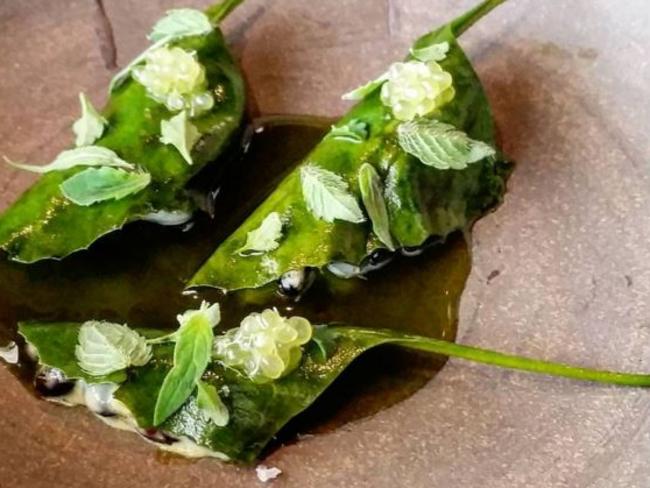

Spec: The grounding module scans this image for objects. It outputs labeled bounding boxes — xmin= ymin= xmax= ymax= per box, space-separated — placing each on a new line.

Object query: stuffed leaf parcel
xmin=190 ymin=0 xmax=512 ymax=291
xmin=0 ymin=2 xmax=245 ymax=263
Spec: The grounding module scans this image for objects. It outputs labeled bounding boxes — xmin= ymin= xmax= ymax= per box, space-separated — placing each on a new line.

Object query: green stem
xmin=206 ymin=0 xmax=244 ymax=25
xmin=355 ymin=329 xmax=650 ymax=387
xmin=451 ymin=0 xmax=508 ymax=37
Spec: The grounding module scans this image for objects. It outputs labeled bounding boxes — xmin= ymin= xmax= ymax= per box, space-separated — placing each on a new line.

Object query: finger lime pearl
xmin=133 ymin=46 xmax=214 ymax=117
xmin=213 ymin=309 xmax=312 ymax=383
xmin=380 ymin=60 xmax=455 ymax=121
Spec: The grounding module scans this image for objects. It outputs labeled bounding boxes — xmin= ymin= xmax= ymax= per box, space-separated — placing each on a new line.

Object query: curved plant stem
xmin=452 ymin=0 xmax=508 ymax=37
xmin=206 ymin=0 xmax=244 ymax=25
xmin=348 ymin=328 xmax=650 ymax=387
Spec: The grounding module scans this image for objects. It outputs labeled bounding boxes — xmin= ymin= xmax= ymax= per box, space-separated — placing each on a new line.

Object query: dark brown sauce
xmin=0 ymin=116 xmax=470 ymax=440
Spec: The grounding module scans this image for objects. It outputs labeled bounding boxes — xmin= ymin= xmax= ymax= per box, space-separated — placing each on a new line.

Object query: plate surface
xmin=1 ymin=1 xmax=650 ymax=487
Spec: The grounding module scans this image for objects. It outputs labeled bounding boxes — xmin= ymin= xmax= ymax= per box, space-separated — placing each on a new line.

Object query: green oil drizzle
xmin=0 ymin=116 xmax=470 ymax=437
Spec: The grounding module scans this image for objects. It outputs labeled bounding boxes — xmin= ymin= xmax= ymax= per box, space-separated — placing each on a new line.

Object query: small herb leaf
xmin=196 ymin=379 xmax=229 ymax=427
xmin=410 ymin=41 xmax=450 ymax=62
xmin=4 ymin=146 xmax=133 ymax=174
xmin=341 ymin=73 xmax=388 ymax=101
xmin=73 ymin=93 xmax=107 ymax=147
xmin=60 ymin=167 xmax=151 ymax=206
xmin=75 ymin=321 xmax=151 ymax=376
xmin=154 ymin=302 xmax=220 ymax=426
xmin=236 ymin=212 xmax=283 ymax=256
xmin=300 ymin=165 xmax=365 ymax=224
xmin=327 ymin=119 xmax=369 ymax=143
xmin=110 ymin=9 xmax=212 ymax=92
xmin=148 ymin=9 xmax=213 ymax=42
xmin=397 ymin=118 xmax=495 ymax=170
xmin=358 ymin=163 xmax=395 ymax=250
xmin=160 ymin=111 xmax=201 ymax=165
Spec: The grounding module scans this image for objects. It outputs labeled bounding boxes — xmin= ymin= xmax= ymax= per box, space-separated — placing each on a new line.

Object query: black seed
xmin=96 ymin=410 xmax=117 ymax=418
xmin=368 ymin=248 xmax=393 ymax=266
xmin=400 ymin=236 xmax=442 ymax=257
xmin=278 ymin=268 xmax=316 ymax=299
xmin=35 ymin=367 xmax=75 ymax=397
xmin=361 ymin=249 xmax=395 ymax=274
xmin=401 ymin=246 xmax=425 ymax=257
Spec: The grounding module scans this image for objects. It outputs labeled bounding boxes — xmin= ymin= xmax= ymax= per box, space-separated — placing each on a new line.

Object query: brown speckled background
xmin=2 ymin=1 xmax=650 ymax=486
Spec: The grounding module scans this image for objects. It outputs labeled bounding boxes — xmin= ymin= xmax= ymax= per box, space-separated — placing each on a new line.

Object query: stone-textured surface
xmin=1 ymin=0 xmax=650 ymax=487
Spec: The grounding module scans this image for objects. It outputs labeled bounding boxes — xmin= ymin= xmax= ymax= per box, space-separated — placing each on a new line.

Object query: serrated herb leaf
xmin=4 ymin=146 xmax=133 ymax=174
xmin=75 ymin=321 xmax=151 ymax=376
xmin=154 ymin=302 xmax=220 ymax=426
xmin=160 ymin=110 xmax=201 ymax=165
xmin=358 ymin=163 xmax=395 ymax=250
xmin=60 ymin=167 xmax=151 ymax=206
xmin=236 ymin=212 xmax=283 ymax=256
xmin=196 ymin=379 xmax=229 ymax=427
xmin=327 ymin=119 xmax=369 ymax=143
xmin=73 ymin=93 xmax=107 ymax=147
xmin=410 ymin=41 xmax=450 ymax=62
xmin=300 ymin=165 xmax=365 ymax=224
xmin=341 ymin=73 xmax=388 ymax=101
xmin=110 ymin=9 xmax=213 ymax=92
xmin=148 ymin=9 xmax=213 ymax=42
xmin=397 ymin=118 xmax=495 ymax=170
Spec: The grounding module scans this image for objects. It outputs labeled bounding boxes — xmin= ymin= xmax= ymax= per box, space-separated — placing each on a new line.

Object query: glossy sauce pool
xmin=0 ymin=116 xmax=470 ymax=443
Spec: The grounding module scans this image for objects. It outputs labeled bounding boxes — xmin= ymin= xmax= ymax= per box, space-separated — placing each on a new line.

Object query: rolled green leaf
xmin=19 ymin=320 xmax=650 ymax=463
xmin=189 ymin=0 xmax=512 ymax=291
xmin=0 ymin=0 xmax=245 ymax=263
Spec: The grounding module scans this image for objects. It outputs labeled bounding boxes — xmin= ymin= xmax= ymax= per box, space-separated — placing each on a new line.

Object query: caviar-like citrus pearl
xmin=380 ymin=60 xmax=454 ymax=121
xmin=213 ymin=309 xmax=313 ymax=383
xmin=132 ymin=46 xmax=214 ymax=117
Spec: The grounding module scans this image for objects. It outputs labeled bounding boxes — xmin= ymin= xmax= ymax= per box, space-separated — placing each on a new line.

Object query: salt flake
xmin=256 ymin=465 xmax=282 ymax=483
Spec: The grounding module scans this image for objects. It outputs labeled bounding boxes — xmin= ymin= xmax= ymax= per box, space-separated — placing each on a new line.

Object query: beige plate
xmin=2 ymin=1 xmax=650 ymax=486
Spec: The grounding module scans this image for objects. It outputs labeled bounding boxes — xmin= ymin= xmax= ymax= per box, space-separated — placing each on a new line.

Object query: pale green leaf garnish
xmin=196 ymin=379 xmax=229 ymax=427
xmin=148 ymin=8 xmax=213 ymax=42
xmin=341 ymin=73 xmax=388 ymax=101
xmin=214 ymin=309 xmax=312 ymax=383
xmin=75 ymin=321 xmax=152 ymax=376
xmin=327 ymin=119 xmax=369 ymax=143
xmin=300 ymin=165 xmax=365 ymax=224
xmin=60 ymin=167 xmax=151 ymax=207
xmin=397 ymin=118 xmax=496 ymax=170
xmin=154 ymin=302 xmax=220 ymax=426
xmin=410 ymin=41 xmax=450 ymax=62
xmin=236 ymin=212 xmax=283 ymax=256
xmin=160 ymin=111 xmax=201 ymax=165
xmin=358 ymin=163 xmax=395 ymax=250
xmin=72 ymin=93 xmax=107 ymax=147
xmin=4 ymin=146 xmax=133 ymax=174
xmin=109 ymin=8 xmax=213 ymax=92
